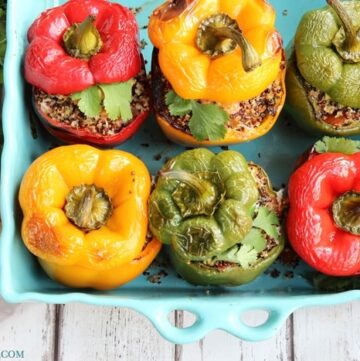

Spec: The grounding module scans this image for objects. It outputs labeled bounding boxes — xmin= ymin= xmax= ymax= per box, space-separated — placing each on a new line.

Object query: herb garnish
xmin=165 ymin=90 xmax=229 ymax=141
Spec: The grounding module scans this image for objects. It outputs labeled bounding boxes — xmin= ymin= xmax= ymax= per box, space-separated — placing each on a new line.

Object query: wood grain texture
xmin=2 ymin=299 xmax=360 ymax=360
xmin=0 ymin=299 xmax=56 ymax=361
xmin=293 ymin=302 xmax=360 ymax=361
xmin=178 ymin=310 xmax=293 ymax=361
xmin=57 ymin=305 xmax=175 ymax=361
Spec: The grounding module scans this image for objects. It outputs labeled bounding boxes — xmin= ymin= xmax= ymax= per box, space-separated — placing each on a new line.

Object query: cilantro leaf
xmin=253 ymin=207 xmax=280 ymax=239
xmin=165 ymin=91 xmax=229 ymax=141
xmin=71 ymin=86 xmax=102 ymax=118
xmin=314 ymin=136 xmax=360 ymax=155
xmin=241 ymin=228 xmax=267 ymax=252
xmin=99 ymin=80 xmax=135 ymax=122
xmin=165 ymin=91 xmax=192 ymax=116
xmin=216 ymin=244 xmax=258 ymax=269
xmin=236 ymin=244 xmax=258 ymax=269
xmin=189 ymin=102 xmax=228 ymax=141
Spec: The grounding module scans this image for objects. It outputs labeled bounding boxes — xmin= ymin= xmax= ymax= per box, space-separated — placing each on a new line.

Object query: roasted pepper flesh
xmin=149 ymin=0 xmax=283 ymax=103
xmin=149 ymin=0 xmax=285 ymax=145
xmin=286 ymin=0 xmax=360 ymax=135
xmin=25 ymin=0 xmax=141 ymax=95
xmin=287 ymin=137 xmax=360 ymax=276
xmin=151 ymin=48 xmax=286 ymax=146
xmin=149 ymin=149 xmax=284 ymax=286
xmin=19 ymin=145 xmax=161 ymax=290
xmin=25 ymin=0 xmax=149 ymax=146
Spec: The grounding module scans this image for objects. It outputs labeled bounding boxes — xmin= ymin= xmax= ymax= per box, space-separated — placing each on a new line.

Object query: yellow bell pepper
xmin=19 ymin=145 xmax=161 ymax=290
xmin=149 ymin=0 xmax=283 ymax=103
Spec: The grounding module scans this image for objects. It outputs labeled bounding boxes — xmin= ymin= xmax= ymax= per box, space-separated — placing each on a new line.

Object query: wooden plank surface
xmin=293 ymin=302 xmax=360 ymax=361
xmin=56 ymin=304 xmax=175 ymax=361
xmin=1 ymin=298 xmax=360 ymax=361
xmin=179 ymin=311 xmax=292 ymax=361
xmin=0 ymin=299 xmax=56 ymax=361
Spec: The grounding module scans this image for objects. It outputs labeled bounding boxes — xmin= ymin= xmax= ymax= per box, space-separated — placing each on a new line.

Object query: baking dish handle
xmin=140 ymin=301 xmax=295 ymax=344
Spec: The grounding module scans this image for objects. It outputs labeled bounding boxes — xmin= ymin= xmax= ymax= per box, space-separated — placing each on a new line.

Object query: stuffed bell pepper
xmin=19 ymin=145 xmax=161 ymax=290
xmin=286 ymin=0 xmax=360 ymax=136
xmin=25 ymin=0 xmax=150 ymax=146
xmin=148 ymin=0 xmax=286 ymax=146
xmin=149 ymin=149 xmax=285 ymax=286
xmin=287 ymin=137 xmax=360 ymax=276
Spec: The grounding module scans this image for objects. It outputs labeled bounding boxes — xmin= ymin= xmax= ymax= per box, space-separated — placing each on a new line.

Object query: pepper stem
xmin=63 ymin=15 xmax=103 ymax=59
xmin=160 ymin=170 xmax=208 ymax=195
xmin=64 ymin=184 xmax=112 ymax=232
xmin=327 ymin=0 xmax=360 ymax=63
xmin=196 ymin=13 xmax=261 ymax=72
xmin=332 ymin=191 xmax=360 ymax=235
xmin=161 ymin=170 xmax=224 ymax=217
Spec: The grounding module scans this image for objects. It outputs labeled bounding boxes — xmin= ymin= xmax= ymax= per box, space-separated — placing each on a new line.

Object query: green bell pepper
xmin=286 ymin=0 xmax=360 ymax=136
xmin=149 ymin=148 xmax=285 ymax=286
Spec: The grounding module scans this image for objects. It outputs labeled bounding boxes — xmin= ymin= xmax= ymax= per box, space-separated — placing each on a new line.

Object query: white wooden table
xmin=1 ymin=300 xmax=359 ymax=360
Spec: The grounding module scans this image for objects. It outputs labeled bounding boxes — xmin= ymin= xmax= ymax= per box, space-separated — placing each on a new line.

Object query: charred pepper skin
xmin=287 ymin=143 xmax=360 ymax=276
xmin=286 ymin=0 xmax=360 ymax=136
xmin=149 ymin=148 xmax=284 ymax=286
xmin=148 ymin=0 xmax=286 ymax=146
xmin=19 ymin=145 xmax=161 ymax=290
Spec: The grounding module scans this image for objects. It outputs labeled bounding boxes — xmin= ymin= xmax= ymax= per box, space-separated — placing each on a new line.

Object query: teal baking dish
xmin=1 ymin=0 xmax=360 ymax=344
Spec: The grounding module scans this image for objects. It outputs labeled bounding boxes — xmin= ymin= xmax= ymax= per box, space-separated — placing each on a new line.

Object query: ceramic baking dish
xmin=1 ymin=0 xmax=360 ymax=344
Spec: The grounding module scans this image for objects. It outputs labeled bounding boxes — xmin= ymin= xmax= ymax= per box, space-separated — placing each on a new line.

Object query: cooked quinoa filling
xmin=304 ymin=81 xmax=360 ymax=128
xmin=152 ymin=58 xmax=285 ymax=134
xmin=34 ymin=71 xmax=150 ymax=136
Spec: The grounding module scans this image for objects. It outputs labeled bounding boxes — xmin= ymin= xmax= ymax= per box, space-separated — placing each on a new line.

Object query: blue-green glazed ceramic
xmin=1 ymin=0 xmax=360 ymax=344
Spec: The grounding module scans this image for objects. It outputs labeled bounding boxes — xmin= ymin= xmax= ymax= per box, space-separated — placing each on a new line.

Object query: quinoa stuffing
xmin=152 ymin=56 xmax=285 ymax=134
xmin=34 ymin=71 xmax=150 ymax=136
xmin=304 ymin=81 xmax=360 ymax=128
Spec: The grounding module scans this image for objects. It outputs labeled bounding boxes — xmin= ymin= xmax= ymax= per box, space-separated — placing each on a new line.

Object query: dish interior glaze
xmin=2 ymin=0 xmax=360 ymax=344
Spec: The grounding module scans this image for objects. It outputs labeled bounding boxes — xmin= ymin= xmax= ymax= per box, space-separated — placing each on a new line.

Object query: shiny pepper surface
xmin=287 ymin=140 xmax=360 ymax=276
xmin=19 ymin=145 xmax=161 ymax=290
xmin=25 ymin=0 xmax=141 ymax=95
xmin=148 ymin=0 xmax=283 ymax=103
xmin=294 ymin=0 xmax=360 ymax=108
xmin=286 ymin=0 xmax=360 ymax=136
xmin=149 ymin=148 xmax=284 ymax=286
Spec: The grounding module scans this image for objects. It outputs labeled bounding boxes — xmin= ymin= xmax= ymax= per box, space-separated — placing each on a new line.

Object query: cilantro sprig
xmin=71 ymin=80 xmax=135 ymax=122
xmin=215 ymin=206 xmax=280 ymax=269
xmin=165 ymin=91 xmax=229 ymax=141
xmin=217 ymin=244 xmax=258 ymax=269
xmin=314 ymin=136 xmax=360 ymax=155
xmin=253 ymin=207 xmax=280 ymax=240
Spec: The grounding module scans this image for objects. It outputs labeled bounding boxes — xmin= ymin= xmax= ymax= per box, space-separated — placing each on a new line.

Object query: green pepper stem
xmin=327 ymin=0 xmax=360 ymax=51
xmin=332 ymin=191 xmax=360 ymax=235
xmin=63 ymin=15 xmax=103 ymax=59
xmin=160 ymin=170 xmax=209 ymax=195
xmin=64 ymin=184 xmax=112 ymax=231
xmin=212 ymin=27 xmax=261 ymax=72
xmin=196 ymin=14 xmax=261 ymax=72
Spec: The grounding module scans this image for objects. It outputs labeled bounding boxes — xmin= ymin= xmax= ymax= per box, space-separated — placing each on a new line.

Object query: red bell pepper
xmin=287 ymin=138 xmax=360 ymax=276
xmin=25 ymin=0 xmax=141 ymax=94
xmin=25 ymin=0 xmax=149 ymax=146
xmin=32 ymin=96 xmax=149 ymax=147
